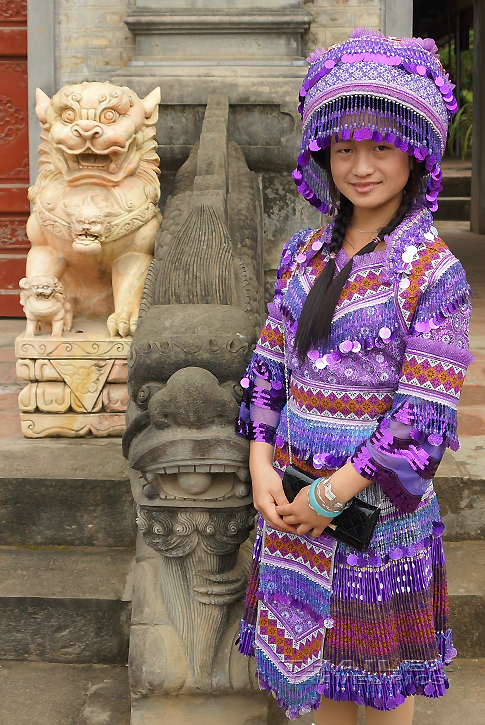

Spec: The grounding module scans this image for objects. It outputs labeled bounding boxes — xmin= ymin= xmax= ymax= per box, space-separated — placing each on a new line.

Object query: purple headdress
xmin=293 ymin=29 xmax=457 ymax=215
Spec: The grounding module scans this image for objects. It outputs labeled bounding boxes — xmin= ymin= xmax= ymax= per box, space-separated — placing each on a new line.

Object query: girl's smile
xmin=330 ymin=138 xmax=411 ymax=211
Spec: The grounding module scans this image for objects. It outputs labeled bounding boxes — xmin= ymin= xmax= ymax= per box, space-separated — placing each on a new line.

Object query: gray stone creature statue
xmin=123 ymin=95 xmax=264 ymax=697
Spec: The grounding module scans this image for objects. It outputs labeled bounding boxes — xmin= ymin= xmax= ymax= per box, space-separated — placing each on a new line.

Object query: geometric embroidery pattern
xmin=399 ymin=351 xmax=467 ymax=404
xmin=264 ymin=531 xmax=333 ymax=579
xmin=257 ymin=604 xmax=324 ymax=675
xmin=398 ymin=238 xmax=453 ymax=324
xmin=291 ymin=379 xmax=394 ymax=420
xmin=256 ymin=316 xmax=285 ymax=361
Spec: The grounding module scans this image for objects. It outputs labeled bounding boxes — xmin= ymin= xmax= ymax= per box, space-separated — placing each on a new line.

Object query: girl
xmin=236 ymin=29 xmax=473 ymax=725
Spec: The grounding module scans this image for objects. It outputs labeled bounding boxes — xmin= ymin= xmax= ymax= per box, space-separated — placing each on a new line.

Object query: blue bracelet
xmin=308 ymin=479 xmax=342 ymax=518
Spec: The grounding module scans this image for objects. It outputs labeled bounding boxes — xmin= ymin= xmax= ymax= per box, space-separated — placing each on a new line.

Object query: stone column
xmin=380 ymin=0 xmax=413 ymax=38
xmin=471 ymin=0 xmax=485 ymax=233
xmin=27 ymin=0 xmax=56 ymax=183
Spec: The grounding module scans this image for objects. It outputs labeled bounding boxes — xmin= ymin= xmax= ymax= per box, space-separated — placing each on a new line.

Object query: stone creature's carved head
xmin=64 ymin=194 xmax=119 ymax=254
xmin=19 ymin=275 xmax=64 ymax=301
xmin=34 ymin=82 xmax=160 ymax=187
xmin=123 ymin=205 xmax=256 ymax=508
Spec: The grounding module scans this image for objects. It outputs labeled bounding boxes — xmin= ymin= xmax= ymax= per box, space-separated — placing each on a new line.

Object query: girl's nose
xmin=352 ymin=149 xmax=376 ymax=176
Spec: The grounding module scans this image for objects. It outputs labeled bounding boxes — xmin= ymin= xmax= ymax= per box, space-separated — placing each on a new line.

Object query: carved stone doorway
xmin=0 ymin=0 xmax=29 ymax=316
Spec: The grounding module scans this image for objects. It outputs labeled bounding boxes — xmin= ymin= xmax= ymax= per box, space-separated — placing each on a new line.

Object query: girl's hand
xmin=276 ymin=486 xmax=334 ymax=538
xmin=251 ymin=463 xmax=297 ymax=533
xmin=249 ymin=441 xmax=297 ymax=533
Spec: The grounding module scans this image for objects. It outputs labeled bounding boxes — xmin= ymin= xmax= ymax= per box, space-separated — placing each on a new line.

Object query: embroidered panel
xmin=399 ymin=351 xmax=467 ymax=406
xmin=290 ymin=378 xmax=394 ymax=420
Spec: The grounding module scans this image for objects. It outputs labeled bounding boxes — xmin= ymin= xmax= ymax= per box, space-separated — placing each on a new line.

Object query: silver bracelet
xmin=315 ymin=477 xmax=346 ymax=513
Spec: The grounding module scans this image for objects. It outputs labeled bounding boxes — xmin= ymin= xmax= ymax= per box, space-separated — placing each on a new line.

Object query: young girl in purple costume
xmin=236 ymin=29 xmax=474 ymax=725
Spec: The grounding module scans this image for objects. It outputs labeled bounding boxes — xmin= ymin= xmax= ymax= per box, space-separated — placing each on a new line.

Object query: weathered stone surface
xmin=0 ymin=547 xmax=133 ymax=663
xmin=446 ymin=541 xmax=485 ymax=658
xmin=20 ymin=412 xmax=126 ymax=438
xmin=0 ymin=437 xmax=129 ymax=479
xmin=262 ymin=171 xmax=325 ymax=302
xmin=125 ymin=96 xmax=262 ymax=698
xmin=131 ymin=693 xmax=268 ymax=725
xmin=435 ymin=476 xmax=485 ymax=540
xmin=0 ymin=661 xmax=131 ymax=725
xmin=0 ymin=478 xmax=135 ymax=547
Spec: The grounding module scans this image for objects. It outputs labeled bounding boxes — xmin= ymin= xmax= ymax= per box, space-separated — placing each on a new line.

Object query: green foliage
xmin=447 ymin=102 xmax=473 ymax=159
xmin=439 ymin=29 xmax=474 ymax=157
xmin=439 ymin=29 xmax=474 ymax=97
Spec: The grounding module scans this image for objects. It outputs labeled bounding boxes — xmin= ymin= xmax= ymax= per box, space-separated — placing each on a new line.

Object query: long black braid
xmin=294 ymin=187 xmax=414 ymax=362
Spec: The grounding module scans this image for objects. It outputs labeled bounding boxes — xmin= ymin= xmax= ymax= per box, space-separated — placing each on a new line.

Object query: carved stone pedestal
xmin=16 ymin=319 xmax=130 ymax=438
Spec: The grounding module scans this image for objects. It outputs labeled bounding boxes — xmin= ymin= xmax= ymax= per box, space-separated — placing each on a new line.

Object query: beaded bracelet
xmin=308 ymin=479 xmax=342 ymax=518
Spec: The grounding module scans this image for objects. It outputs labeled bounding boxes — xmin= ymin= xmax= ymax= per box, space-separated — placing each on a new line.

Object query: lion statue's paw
xmin=107 ymin=308 xmax=138 ymax=338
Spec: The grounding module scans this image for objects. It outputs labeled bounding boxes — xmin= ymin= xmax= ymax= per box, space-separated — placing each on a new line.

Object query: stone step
xmin=274 ymin=659 xmax=485 ymax=724
xmin=0 ymin=546 xmax=133 ymax=664
xmin=445 ymin=541 xmax=485 ymax=658
xmin=441 ymin=175 xmax=471 ymax=197
xmin=0 ymin=438 xmax=135 ymax=548
xmin=0 ymin=660 xmax=130 ymax=725
xmin=434 ymin=197 xmax=471 ymax=222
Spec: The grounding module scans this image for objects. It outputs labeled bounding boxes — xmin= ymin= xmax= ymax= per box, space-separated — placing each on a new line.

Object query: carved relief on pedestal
xmin=16 ymin=80 xmax=162 ymax=437
xmin=124 ymin=95 xmax=264 ymax=697
xmin=16 ymin=321 xmax=130 ymax=438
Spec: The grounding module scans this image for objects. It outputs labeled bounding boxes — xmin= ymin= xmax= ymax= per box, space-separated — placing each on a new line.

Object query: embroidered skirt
xmin=238 ymin=484 xmax=456 ymax=720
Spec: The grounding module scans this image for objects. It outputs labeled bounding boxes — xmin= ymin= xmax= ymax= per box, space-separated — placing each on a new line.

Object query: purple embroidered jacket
xmin=236 ymin=206 xmax=474 ymax=512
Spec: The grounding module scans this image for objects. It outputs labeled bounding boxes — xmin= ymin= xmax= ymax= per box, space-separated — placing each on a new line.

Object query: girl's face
xmin=330 ymin=138 xmax=412 ymax=210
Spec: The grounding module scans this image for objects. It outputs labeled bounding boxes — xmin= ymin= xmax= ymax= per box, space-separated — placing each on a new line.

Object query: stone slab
xmin=433 ymin=198 xmax=471 ymax=222
xmin=0 ymin=547 xmax=134 ymax=600
xmin=131 ymin=693 xmax=268 ymax=725
xmin=0 ymin=437 xmax=129 ymax=479
xmin=0 ymin=477 xmax=134 ymax=548
xmin=0 ymin=547 xmax=133 ymax=664
xmin=277 ymin=660 xmax=485 ymax=724
xmin=15 ymin=319 xmax=131 ymax=360
xmin=0 ymin=597 xmax=131 ymax=664
xmin=19 ymin=411 xmax=126 ymax=438
xmin=0 ymin=661 xmax=130 ymax=725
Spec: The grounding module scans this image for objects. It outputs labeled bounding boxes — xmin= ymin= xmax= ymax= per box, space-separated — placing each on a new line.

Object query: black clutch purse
xmin=282 ymin=464 xmax=380 ymax=553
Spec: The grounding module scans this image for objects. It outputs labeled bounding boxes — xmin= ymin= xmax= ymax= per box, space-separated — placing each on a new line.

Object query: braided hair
xmin=294 ymin=149 xmax=423 ymax=362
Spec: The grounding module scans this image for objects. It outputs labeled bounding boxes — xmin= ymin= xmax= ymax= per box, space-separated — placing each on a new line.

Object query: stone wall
xmin=58 ymin=0 xmax=136 ymax=86
xmin=303 ymin=0 xmax=381 ymax=55
xmin=57 ymin=0 xmax=381 ymax=86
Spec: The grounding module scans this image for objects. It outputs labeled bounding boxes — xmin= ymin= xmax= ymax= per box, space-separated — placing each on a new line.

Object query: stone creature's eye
xmin=61 ymin=108 xmax=76 ymax=123
xmin=99 ymin=108 xmax=119 ymax=124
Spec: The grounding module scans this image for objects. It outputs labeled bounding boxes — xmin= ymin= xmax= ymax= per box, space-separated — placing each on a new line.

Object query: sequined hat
xmin=293 ymin=28 xmax=457 ymax=215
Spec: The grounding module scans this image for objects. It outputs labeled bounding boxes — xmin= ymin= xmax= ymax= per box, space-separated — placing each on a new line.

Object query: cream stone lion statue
xmin=19 ymin=275 xmax=72 ymax=338
xmin=26 ymin=81 xmax=162 ymax=337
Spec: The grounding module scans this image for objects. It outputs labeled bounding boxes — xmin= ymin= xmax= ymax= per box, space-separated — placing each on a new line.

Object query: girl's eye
xmin=375 ymin=144 xmax=390 ymax=151
xmin=337 ymin=148 xmax=352 ymax=154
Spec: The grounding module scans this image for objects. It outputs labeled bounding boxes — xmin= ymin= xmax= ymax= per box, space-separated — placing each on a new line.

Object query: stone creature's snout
xmin=148 ymin=367 xmax=239 ymax=430
xmin=70 ymin=121 xmax=103 ymax=141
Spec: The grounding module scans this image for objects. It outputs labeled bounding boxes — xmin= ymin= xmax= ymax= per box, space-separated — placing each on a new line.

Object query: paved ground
xmin=0 ymin=661 xmax=130 ymax=725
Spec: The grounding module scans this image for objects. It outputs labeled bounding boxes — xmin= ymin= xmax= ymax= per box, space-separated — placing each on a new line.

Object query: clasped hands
xmin=250 ymin=462 xmax=333 ymax=538
xmin=277 ymin=485 xmax=334 ymax=538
